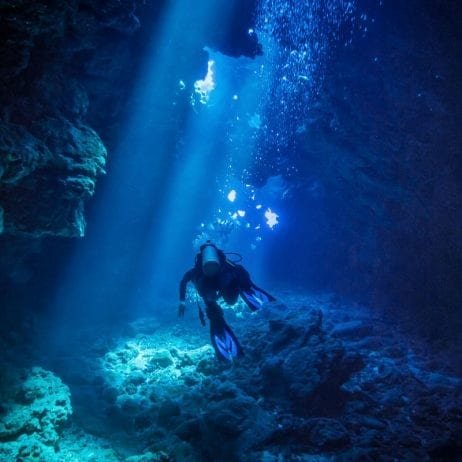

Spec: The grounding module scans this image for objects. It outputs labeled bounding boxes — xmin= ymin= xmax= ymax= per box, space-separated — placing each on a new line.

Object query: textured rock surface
xmin=0 ymin=0 xmax=259 ymax=240
xmin=0 ymin=0 xmax=127 ymax=238
xmin=265 ymin=0 xmax=462 ymax=340
xmin=0 ymin=366 xmax=72 ymax=461
xmin=21 ymin=292 xmax=460 ymax=461
xmin=0 ymin=0 xmax=263 ymax=328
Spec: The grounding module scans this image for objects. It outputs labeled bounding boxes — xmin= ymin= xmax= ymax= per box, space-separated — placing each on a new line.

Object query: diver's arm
xmin=178 ymin=268 xmax=195 ymax=317
xmin=179 ymin=268 xmax=195 ymax=301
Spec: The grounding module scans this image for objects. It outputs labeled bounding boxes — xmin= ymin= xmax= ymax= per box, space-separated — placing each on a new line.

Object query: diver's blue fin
xmin=240 ymin=285 xmax=276 ymax=311
xmin=210 ymin=322 xmax=243 ymax=361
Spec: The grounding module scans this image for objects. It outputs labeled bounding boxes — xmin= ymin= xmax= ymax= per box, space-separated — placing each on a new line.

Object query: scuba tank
xmin=201 ymin=241 xmax=221 ymax=277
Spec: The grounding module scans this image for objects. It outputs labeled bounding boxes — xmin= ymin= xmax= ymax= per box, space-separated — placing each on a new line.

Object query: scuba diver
xmin=178 ymin=241 xmax=275 ymax=361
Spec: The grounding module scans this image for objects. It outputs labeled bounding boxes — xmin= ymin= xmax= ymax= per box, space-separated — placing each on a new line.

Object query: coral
xmin=52 ymin=426 xmax=122 ymax=462
xmin=0 ymin=367 xmax=72 ymax=461
xmin=72 ymin=294 xmax=461 ymax=461
xmin=0 ymin=122 xmax=51 ymax=184
xmin=0 ymin=117 xmax=107 ymax=238
xmin=1 ymin=293 xmax=460 ymax=460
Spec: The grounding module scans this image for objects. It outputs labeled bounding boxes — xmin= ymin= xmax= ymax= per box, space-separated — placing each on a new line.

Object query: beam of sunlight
xmin=48 ymin=0 xmax=228 ymax=335
xmin=50 ymin=0 xmax=327 ymax=334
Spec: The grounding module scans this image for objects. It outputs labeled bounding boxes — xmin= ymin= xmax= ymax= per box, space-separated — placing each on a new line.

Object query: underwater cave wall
xmin=0 ymin=0 xmax=156 ymax=330
xmin=0 ymin=0 xmax=163 ymax=239
xmin=268 ymin=0 xmax=462 ymax=341
xmin=0 ymin=0 xmax=460 ymax=344
xmin=0 ymin=0 xmax=260 ymax=324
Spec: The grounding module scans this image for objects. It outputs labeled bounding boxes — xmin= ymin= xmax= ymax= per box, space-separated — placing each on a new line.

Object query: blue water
xmin=48 ymin=0 xmax=379 ymax=318
xmin=1 ymin=0 xmax=461 ymax=461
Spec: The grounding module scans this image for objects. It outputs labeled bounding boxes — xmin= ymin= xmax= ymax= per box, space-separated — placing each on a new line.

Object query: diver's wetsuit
xmin=179 ymin=256 xmax=252 ymax=359
xmin=179 ymin=260 xmax=252 ymax=307
xmin=179 ymin=246 xmax=275 ymax=360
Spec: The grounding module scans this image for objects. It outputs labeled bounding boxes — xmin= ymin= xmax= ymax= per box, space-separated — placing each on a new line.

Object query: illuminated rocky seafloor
xmin=2 ymin=292 xmax=461 ymax=461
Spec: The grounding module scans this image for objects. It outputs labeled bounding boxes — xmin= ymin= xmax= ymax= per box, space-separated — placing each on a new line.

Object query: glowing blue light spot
xmin=194 ymin=60 xmax=216 ymax=104
xmin=237 ymin=210 xmax=246 ymax=217
xmin=248 ymin=113 xmax=262 ymax=129
xmin=248 ymin=28 xmax=254 ymax=35
xmin=233 ymin=94 xmax=239 ymax=100
xmin=231 ymin=212 xmax=238 ymax=220
xmin=256 ymin=204 xmax=262 ymax=209
xmin=265 ymin=208 xmax=279 ymax=229
xmin=227 ymin=190 xmax=237 ymax=202
xmin=179 ymin=80 xmax=186 ymax=90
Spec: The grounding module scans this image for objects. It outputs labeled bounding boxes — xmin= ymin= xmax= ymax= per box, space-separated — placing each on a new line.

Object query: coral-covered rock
xmin=0 ymin=366 xmax=72 ymax=461
xmin=0 ymin=122 xmax=50 ymax=184
xmin=0 ymin=117 xmax=107 ymax=237
xmin=308 ymin=418 xmax=350 ymax=450
xmin=282 ymin=346 xmax=323 ymax=399
xmin=148 ymin=350 xmax=174 ymax=369
xmin=2 ymin=293 xmax=459 ymax=461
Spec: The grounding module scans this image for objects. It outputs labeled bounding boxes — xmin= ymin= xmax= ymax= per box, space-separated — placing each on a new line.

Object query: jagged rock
xmin=268 ymin=319 xmax=306 ymax=351
xmin=0 ymin=122 xmax=50 ymax=184
xmin=204 ymin=396 xmax=255 ymax=436
xmin=0 ymin=366 xmax=72 ymax=461
xmin=127 ymin=370 xmax=145 ymax=386
xmin=0 ymin=116 xmax=106 ymax=237
xmin=282 ymin=346 xmax=323 ymax=400
xmin=1 ymin=294 xmax=460 ymax=461
xmin=355 ymin=416 xmax=387 ymax=430
xmin=157 ymin=399 xmax=181 ymax=427
xmin=308 ymin=418 xmax=350 ymax=450
xmin=116 ymin=393 xmax=148 ymax=415
xmin=331 ymin=321 xmax=373 ymax=339
xmin=148 ymin=350 xmax=174 ymax=369
xmin=173 ymin=417 xmax=200 ymax=440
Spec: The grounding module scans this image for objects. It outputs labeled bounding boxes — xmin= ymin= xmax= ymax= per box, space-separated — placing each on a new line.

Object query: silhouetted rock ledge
xmin=0 ymin=118 xmax=106 ymax=237
xmin=0 ymin=0 xmax=127 ymax=238
xmin=0 ymin=0 xmax=260 ymax=239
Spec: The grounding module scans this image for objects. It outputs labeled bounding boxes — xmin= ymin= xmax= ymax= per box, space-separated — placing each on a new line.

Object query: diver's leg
xmin=204 ymin=300 xmax=243 ymax=360
xmin=218 ymin=270 xmax=240 ymax=305
xmin=221 ymin=287 xmax=239 ymax=305
xmin=204 ymin=300 xmax=224 ymax=325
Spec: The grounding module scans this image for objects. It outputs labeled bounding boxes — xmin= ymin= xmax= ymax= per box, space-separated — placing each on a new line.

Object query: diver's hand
xmin=178 ymin=302 xmax=186 ymax=318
